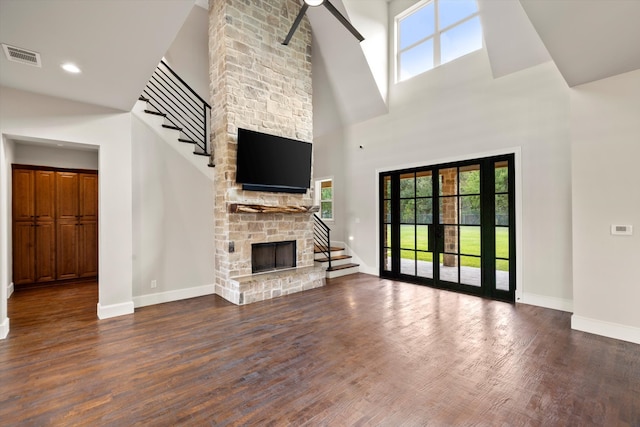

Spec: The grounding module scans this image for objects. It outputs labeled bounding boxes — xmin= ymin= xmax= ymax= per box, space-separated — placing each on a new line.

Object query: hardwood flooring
xmin=1 ymin=275 xmax=639 ymax=426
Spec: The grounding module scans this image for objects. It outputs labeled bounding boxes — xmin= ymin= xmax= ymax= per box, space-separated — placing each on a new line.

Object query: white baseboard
xmin=133 ymin=284 xmax=216 ymax=308
xmin=7 ymin=282 xmax=14 ymax=298
xmin=572 ymin=315 xmax=640 ymax=345
xmin=0 ymin=317 xmax=10 ymax=339
xmin=97 ymin=301 xmax=134 ymax=319
xmin=518 ymin=292 xmax=573 ymax=313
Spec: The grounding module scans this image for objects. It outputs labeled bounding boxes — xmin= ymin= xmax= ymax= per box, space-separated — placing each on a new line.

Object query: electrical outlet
xmin=151 ymin=280 xmax=157 ymax=289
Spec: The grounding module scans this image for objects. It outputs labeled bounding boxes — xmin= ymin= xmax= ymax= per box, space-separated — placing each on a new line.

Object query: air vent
xmin=2 ymin=44 xmax=42 ymax=67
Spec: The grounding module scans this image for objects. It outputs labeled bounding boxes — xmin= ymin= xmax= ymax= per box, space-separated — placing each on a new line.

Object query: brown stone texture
xmin=441 ymin=168 xmax=458 ymax=267
xmin=209 ymin=0 xmax=321 ymax=305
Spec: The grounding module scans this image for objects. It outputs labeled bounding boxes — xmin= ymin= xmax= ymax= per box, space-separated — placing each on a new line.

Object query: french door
xmin=380 ymin=154 xmax=515 ymax=301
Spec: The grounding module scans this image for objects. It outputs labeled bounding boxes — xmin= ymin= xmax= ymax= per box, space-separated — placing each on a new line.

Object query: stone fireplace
xmin=209 ymin=0 xmax=324 ymax=305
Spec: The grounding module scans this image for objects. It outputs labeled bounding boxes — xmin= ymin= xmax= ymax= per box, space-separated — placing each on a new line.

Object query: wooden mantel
xmin=228 ymin=203 xmax=319 ymax=214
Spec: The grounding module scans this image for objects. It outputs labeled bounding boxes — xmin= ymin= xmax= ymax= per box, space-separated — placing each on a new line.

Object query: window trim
xmin=395 ymin=0 xmax=482 ymax=83
xmin=315 ymin=178 xmax=334 ymax=222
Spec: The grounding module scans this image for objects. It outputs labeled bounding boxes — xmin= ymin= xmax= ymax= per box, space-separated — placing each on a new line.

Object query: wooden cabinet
xmin=12 ymin=169 xmax=57 ymax=285
xmin=12 ymin=166 xmax=98 ymax=287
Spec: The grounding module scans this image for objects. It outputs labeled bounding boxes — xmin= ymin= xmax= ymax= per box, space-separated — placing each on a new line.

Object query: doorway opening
xmin=380 ymin=154 xmax=515 ymax=302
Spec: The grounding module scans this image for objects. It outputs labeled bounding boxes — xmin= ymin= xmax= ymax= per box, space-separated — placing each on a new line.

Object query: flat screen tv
xmin=236 ymin=128 xmax=312 ymax=194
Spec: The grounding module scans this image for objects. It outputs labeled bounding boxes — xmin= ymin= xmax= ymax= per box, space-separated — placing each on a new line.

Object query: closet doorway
xmin=380 ymin=154 xmax=515 ymax=302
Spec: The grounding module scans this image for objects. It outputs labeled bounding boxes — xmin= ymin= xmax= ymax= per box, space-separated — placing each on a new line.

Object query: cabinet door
xmin=13 ymin=222 xmax=35 ymax=285
xmin=35 ymin=170 xmax=56 ymax=221
xmin=56 ymin=172 xmax=79 ymax=220
xmin=57 ymin=221 xmax=79 ymax=280
xmin=79 ymin=173 xmax=98 ymax=221
xmin=78 ymin=221 xmax=98 ymax=278
xmin=12 ymin=169 xmax=34 ymax=221
xmin=35 ymin=222 xmax=56 ymax=282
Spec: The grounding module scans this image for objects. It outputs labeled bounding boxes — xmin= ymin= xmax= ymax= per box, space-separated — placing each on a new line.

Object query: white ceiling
xmin=307 ymin=0 xmax=388 ymax=126
xmin=0 ymin=0 xmax=195 ymax=111
xmin=1 ymin=0 xmax=639 ymax=121
xmin=519 ymin=0 xmax=640 ymax=87
xmin=478 ymin=0 xmax=551 ymax=79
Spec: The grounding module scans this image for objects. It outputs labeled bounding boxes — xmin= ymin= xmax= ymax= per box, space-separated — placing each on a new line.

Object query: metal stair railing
xmin=141 ymin=60 xmax=211 ymax=156
xmin=313 ymin=214 xmax=332 ymax=270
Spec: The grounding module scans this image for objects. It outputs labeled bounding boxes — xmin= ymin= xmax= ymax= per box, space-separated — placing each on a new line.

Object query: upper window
xmin=396 ymin=0 xmax=483 ymax=82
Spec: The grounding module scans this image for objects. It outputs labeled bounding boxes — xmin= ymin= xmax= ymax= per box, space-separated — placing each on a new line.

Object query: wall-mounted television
xmin=236 ymin=128 xmax=312 ymax=194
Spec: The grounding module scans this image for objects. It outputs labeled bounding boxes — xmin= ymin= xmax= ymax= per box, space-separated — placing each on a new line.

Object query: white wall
xmin=14 ymin=143 xmax=99 ymax=170
xmin=0 ymin=136 xmax=15 ymax=338
xmin=0 ymin=86 xmax=134 ymax=322
xmin=164 ymin=5 xmax=209 ymax=103
xmin=314 ymin=49 xmax=574 ymax=309
xmin=131 ymin=115 xmax=214 ymax=304
xmin=570 ymin=69 xmax=640 ymax=344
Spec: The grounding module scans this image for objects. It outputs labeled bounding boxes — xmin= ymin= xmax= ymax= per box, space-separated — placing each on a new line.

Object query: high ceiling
xmin=1 ymin=0 xmax=639 ymax=119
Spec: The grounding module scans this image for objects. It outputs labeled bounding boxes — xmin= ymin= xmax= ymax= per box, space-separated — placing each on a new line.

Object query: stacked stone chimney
xmin=209 ymin=0 xmax=324 ymax=304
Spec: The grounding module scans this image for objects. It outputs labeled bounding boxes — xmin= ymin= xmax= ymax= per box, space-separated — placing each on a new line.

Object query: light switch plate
xmin=611 ymin=225 xmax=633 ymax=236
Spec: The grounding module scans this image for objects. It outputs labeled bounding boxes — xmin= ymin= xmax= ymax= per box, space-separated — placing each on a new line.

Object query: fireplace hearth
xmin=252 ymin=241 xmax=296 ymax=274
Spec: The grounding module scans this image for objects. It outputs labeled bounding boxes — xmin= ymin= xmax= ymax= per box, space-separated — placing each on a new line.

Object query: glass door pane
xmin=382 ymin=175 xmax=392 ymax=272
xmin=495 ymin=160 xmax=510 ymax=291
xmin=416 ymin=170 xmax=433 ymax=279
xmin=459 ymin=164 xmax=481 ymax=287
xmin=400 ymin=173 xmax=416 ymax=276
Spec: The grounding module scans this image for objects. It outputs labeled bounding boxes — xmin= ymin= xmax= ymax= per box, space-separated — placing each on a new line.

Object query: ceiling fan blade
xmin=323 ymin=0 xmax=364 ymax=42
xmin=282 ymin=4 xmax=309 ymax=45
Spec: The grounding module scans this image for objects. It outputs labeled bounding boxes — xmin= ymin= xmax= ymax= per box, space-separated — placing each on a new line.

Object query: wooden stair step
xmin=327 ymin=263 xmax=359 ymax=272
xmin=144 ymin=109 xmax=166 ymax=117
xmin=138 ymin=96 xmax=149 ymax=102
xmin=314 ymin=246 xmax=343 ymax=253
xmin=193 ymin=151 xmax=210 ymax=157
xmin=179 ymin=138 xmax=195 ymax=144
xmin=162 ymin=124 xmax=181 ymax=130
xmin=315 ymin=255 xmax=352 ymax=263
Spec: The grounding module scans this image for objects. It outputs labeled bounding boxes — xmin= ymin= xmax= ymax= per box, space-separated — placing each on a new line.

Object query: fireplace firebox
xmin=251 ymin=241 xmax=296 ymax=274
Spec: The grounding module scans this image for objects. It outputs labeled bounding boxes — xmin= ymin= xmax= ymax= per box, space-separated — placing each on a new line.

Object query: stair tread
xmin=314 ymin=246 xmax=344 ymax=253
xmin=315 ymin=255 xmax=352 ymax=263
xmin=144 ymin=109 xmax=166 ymax=117
xmin=179 ymin=138 xmax=196 ymax=144
xmin=138 ymin=96 xmax=149 ymax=102
xmin=162 ymin=124 xmax=181 ymax=130
xmin=327 ymin=263 xmax=359 ymax=271
xmin=193 ymin=151 xmax=210 ymax=157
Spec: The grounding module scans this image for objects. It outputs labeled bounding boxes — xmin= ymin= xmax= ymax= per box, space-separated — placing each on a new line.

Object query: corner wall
xmin=570 ymin=69 xmax=640 ymax=344
xmin=0 ymin=136 xmax=15 ymax=338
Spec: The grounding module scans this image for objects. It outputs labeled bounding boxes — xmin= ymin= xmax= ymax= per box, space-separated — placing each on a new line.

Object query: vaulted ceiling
xmin=1 ymin=0 xmax=639 ymax=121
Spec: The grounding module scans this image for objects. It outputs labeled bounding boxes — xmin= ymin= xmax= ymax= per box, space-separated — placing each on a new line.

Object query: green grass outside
xmin=395 ymin=225 xmax=510 ymax=271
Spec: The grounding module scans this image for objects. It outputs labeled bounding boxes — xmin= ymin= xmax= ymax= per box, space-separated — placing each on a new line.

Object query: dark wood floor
xmin=1 ymin=275 xmax=639 ymax=426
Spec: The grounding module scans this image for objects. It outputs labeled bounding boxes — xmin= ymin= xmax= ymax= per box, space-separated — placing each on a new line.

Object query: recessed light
xmin=61 ymin=63 xmax=81 ymax=74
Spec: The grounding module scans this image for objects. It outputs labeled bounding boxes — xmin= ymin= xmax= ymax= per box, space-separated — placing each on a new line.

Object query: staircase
xmin=137 ymin=60 xmax=213 ymax=167
xmin=313 ymin=215 xmax=359 ymax=279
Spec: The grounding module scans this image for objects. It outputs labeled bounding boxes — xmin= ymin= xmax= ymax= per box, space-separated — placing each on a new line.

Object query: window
xmin=316 ymin=179 xmax=333 ymax=220
xmin=396 ymin=0 xmax=482 ymax=82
